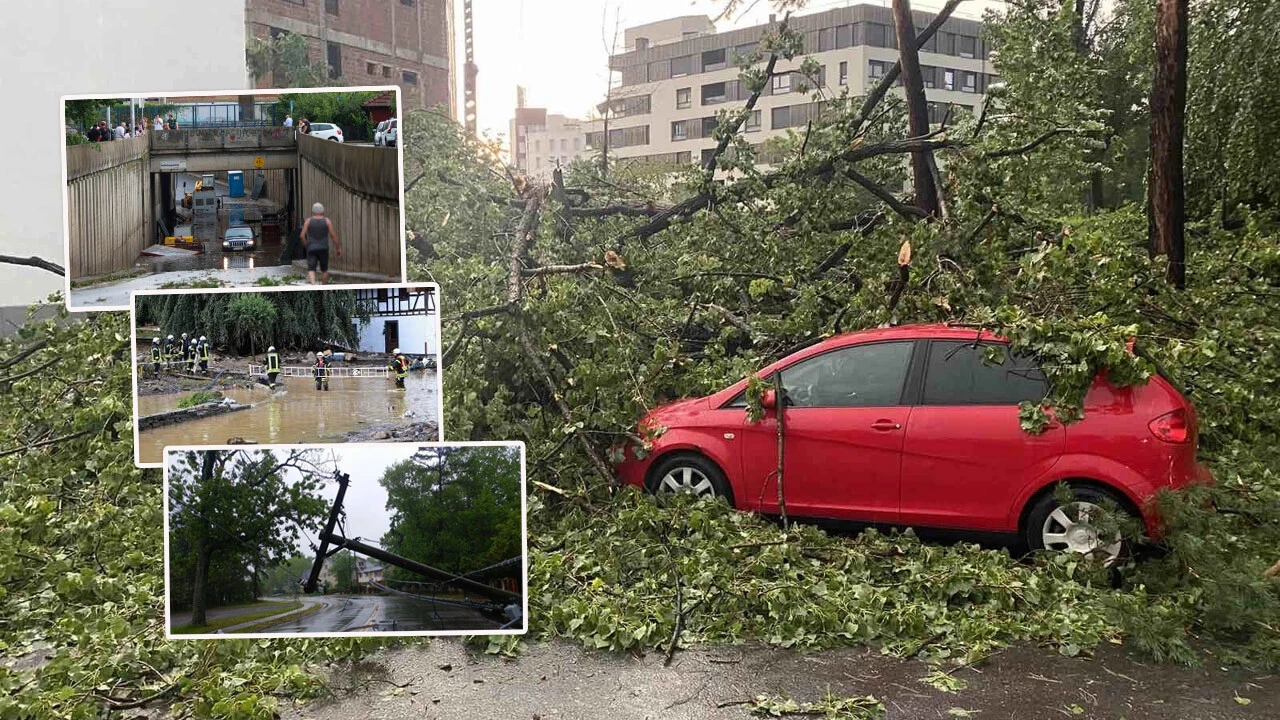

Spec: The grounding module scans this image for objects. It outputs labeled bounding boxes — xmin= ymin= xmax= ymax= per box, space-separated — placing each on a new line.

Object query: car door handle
xmin=870 ymin=420 xmax=902 ymax=431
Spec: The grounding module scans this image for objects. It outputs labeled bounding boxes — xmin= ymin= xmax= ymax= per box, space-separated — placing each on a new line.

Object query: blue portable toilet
xmin=228 ymin=170 xmax=245 ymax=198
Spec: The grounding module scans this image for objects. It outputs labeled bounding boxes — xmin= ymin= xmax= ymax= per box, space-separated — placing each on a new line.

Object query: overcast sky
xmin=462 ymin=0 xmax=1009 ymax=143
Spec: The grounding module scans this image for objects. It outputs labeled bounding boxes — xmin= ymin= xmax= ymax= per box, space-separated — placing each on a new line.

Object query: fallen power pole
xmin=303 ymin=470 xmax=352 ymax=593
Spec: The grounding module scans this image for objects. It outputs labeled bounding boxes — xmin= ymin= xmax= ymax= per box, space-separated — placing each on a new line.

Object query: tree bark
xmin=891 ymin=0 xmax=942 ymax=218
xmin=189 ymin=450 xmax=217 ymax=626
xmin=1147 ymin=0 xmax=1188 ymax=288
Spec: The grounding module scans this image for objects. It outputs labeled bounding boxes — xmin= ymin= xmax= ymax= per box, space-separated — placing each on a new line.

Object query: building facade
xmin=510 ymin=108 xmax=592 ymax=179
xmin=246 ymin=0 xmax=454 ymax=115
xmin=586 ymin=4 xmax=995 ymax=168
xmin=354 ymin=287 xmax=439 ymax=357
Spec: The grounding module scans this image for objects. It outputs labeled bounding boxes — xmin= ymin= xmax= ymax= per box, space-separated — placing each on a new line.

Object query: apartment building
xmin=245 ymin=0 xmax=455 ymax=115
xmin=510 ymin=107 xmax=593 ymax=179
xmin=586 ymin=4 xmax=995 ymax=167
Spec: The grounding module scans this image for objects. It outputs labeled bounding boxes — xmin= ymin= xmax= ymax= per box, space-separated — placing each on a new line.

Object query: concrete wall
xmin=65 ymin=137 xmax=150 ymax=280
xmin=297 ymin=135 xmax=401 ymax=280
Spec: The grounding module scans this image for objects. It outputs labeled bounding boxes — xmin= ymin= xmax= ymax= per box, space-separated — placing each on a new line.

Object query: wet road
xmin=261 ymin=594 xmax=501 ymax=633
xmin=136 ymin=371 xmax=438 ymax=463
xmin=140 ymin=173 xmax=289 ymax=274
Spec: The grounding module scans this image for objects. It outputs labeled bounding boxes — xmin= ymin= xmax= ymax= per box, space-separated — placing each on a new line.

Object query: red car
xmin=617 ymin=324 xmax=1213 ymax=557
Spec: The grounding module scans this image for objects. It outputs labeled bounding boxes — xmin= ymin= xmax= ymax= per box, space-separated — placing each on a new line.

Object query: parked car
xmin=376 ymin=118 xmax=397 ymax=148
xmin=309 ymin=123 xmax=343 ymax=142
xmin=615 ymin=324 xmax=1213 ymax=559
xmin=221 ymin=225 xmax=257 ymax=252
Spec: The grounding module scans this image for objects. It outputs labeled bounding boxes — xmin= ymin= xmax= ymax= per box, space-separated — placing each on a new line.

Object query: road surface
xmin=260 ymin=594 xmax=501 ymax=633
xmin=169 ymin=596 xmax=301 ymax=628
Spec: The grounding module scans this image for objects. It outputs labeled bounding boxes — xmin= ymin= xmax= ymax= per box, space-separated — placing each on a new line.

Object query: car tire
xmin=328 ymin=137 xmax=339 ymax=142
xmin=647 ymin=453 xmax=734 ymax=505
xmin=1023 ymin=484 xmax=1134 ymax=563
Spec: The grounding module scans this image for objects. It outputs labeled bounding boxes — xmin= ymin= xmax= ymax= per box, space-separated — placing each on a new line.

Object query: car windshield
xmin=225 ymin=228 xmax=252 ymax=239
xmin=389 ymin=120 xmax=396 ymax=129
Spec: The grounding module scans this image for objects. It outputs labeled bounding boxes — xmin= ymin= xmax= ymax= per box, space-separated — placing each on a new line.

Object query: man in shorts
xmin=300 ymin=203 xmax=343 ymax=285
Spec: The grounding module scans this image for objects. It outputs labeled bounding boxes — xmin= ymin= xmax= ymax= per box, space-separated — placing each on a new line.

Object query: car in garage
xmin=615 ymin=324 xmax=1213 ymax=559
xmin=220 ymin=225 xmax=257 ymax=252
xmin=309 ymin=123 xmax=343 ymax=142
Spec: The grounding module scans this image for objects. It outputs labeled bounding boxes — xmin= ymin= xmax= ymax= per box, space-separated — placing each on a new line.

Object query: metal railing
xmin=249 ymin=364 xmax=392 ymax=378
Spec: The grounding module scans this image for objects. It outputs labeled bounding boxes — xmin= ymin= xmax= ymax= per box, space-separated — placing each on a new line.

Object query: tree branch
xmin=842 ymin=168 xmax=929 ymax=219
xmin=520 ymin=262 xmax=604 ymax=277
xmin=0 ymin=255 xmax=66 ymax=277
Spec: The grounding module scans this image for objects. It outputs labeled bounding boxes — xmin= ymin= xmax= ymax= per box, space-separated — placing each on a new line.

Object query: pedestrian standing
xmin=300 ymin=203 xmax=343 ymax=285
xmin=114 ymin=122 xmax=126 ymax=140
xmin=283 ymin=114 xmax=293 ymax=128
xmin=150 ymin=338 xmax=161 ymax=375
xmin=99 ymin=121 xmax=112 ymax=141
xmin=265 ymin=345 xmax=281 ymax=388
xmin=153 ymin=114 xmax=164 ymax=131
xmin=198 ymin=336 xmax=211 ymax=374
xmin=167 ymin=113 xmax=176 ymax=130
xmin=87 ymin=124 xmax=101 ymax=142
xmin=313 ymin=352 xmax=330 ymax=392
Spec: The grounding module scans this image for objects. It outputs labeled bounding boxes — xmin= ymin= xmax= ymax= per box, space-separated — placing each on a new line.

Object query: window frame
xmin=722 ymin=340 xmax=921 ymax=409
xmin=839 ymin=61 xmax=848 ymax=85
xmin=676 ymin=87 xmax=691 ymax=109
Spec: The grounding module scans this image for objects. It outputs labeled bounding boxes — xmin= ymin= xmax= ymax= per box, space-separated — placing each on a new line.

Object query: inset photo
xmin=62 ymin=86 xmax=405 ymax=311
xmin=131 ymin=283 xmax=440 ymax=467
xmin=164 ymin=443 xmax=526 ymax=638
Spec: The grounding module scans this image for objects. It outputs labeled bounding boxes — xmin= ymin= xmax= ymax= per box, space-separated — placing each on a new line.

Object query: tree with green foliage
xmin=329 ymin=549 xmax=355 ymax=594
xmin=274 ymin=90 xmax=379 ymax=141
xmin=168 ymin=450 xmax=332 ymax=627
xmin=378 ymin=446 xmax=522 ymax=578
xmin=226 ymin=293 xmax=277 ymax=360
xmin=136 ymin=289 xmax=371 ymax=355
xmin=246 ymin=31 xmax=332 ymax=88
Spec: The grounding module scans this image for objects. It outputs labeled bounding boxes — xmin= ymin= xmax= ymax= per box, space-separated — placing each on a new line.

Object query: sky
xmin=462 ymin=0 xmax=1009 ymax=143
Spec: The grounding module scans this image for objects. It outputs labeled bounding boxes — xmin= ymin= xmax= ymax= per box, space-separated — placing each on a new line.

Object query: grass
xmin=176 ymin=390 xmax=222 ymax=408
xmin=160 ymin=277 xmax=225 ymax=290
xmin=69 ymin=268 xmax=147 ymax=288
xmin=228 ymin=600 xmax=328 ymax=634
xmin=170 ymin=600 xmax=303 ymax=634
xmin=253 ymin=274 xmax=305 ymax=287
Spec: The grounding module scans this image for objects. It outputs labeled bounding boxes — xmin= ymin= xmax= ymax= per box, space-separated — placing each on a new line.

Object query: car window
xmin=922 ymin=341 xmax=1047 ymax=405
xmin=389 ymin=120 xmax=396 ymax=129
xmin=376 ymin=121 xmax=387 ymax=132
xmin=312 ymin=124 xmax=331 ymax=131
xmin=226 ymin=228 xmax=252 ymax=238
xmin=780 ymin=341 xmax=913 ymax=408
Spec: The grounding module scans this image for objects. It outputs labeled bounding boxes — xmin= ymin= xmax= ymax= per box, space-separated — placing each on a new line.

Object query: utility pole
xmin=463 ymin=0 xmax=478 ymax=136
xmin=303 ymin=471 xmax=351 ymax=593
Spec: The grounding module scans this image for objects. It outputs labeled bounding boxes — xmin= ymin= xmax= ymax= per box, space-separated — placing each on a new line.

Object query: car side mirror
xmin=761 ymin=388 xmax=777 ymax=410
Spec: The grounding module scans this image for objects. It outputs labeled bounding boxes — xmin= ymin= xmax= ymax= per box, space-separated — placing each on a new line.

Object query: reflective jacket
xmin=151 ymin=345 xmax=161 ymax=362
xmin=267 ymin=352 xmax=280 ymax=372
xmin=199 ymin=341 xmax=211 ymax=361
xmin=313 ymin=358 xmax=329 ymax=378
xmin=391 ymin=355 xmax=409 ymax=379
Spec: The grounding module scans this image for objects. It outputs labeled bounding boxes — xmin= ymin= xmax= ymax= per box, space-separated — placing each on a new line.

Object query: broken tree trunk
xmin=892 ymin=0 xmax=942 ymax=218
xmin=1147 ymin=0 xmax=1188 ymax=289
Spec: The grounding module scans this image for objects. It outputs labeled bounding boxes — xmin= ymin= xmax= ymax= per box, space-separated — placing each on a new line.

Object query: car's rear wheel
xmin=1023 ymin=484 xmax=1133 ymax=563
xmin=648 ymin=454 xmax=733 ymax=504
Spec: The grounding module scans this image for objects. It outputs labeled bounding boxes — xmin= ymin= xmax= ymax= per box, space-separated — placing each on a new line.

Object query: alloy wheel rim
xmin=658 ymin=466 xmax=715 ymax=498
xmin=1041 ymin=501 xmax=1123 ymax=560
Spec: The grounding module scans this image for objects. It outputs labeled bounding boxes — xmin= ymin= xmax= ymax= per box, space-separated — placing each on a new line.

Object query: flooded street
xmin=260 ymin=594 xmax=500 ymax=633
xmin=137 ymin=371 xmax=438 ymax=463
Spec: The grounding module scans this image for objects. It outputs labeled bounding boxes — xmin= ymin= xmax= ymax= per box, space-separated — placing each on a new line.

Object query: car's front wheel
xmin=1024 ymin=484 xmax=1133 ymax=562
xmin=648 ymin=453 xmax=733 ymax=504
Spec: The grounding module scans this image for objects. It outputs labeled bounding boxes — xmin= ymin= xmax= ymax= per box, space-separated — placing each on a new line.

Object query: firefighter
xmin=388 ymin=347 xmax=409 ymax=389
xmin=187 ymin=338 xmax=200 ymax=374
xmin=180 ymin=332 xmax=190 ymax=363
xmin=313 ymin=351 xmax=330 ymax=391
xmin=150 ymin=338 xmax=161 ymax=375
xmin=163 ymin=334 xmax=176 ymax=362
xmin=266 ymin=346 xmax=281 ymax=388
xmin=198 ymin=336 xmax=211 ymax=374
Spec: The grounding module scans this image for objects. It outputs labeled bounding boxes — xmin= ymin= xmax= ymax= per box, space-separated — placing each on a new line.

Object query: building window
xmin=401 ymin=0 xmax=417 ymax=5
xmin=672 ymin=120 xmax=688 ymax=141
xmin=771 ymin=73 xmax=791 ymax=94
xmin=869 ymin=60 xmax=888 ymax=79
xmin=961 ymin=71 xmax=977 ymax=93
xmin=944 ymin=69 xmax=955 ymax=91
xmin=325 ymin=0 xmax=338 ymax=15
xmin=744 ymin=109 xmax=761 ymax=132
xmin=382 ymin=65 xmax=391 ymax=77
xmin=671 ymin=55 xmax=693 ymax=77
xmin=701 ymin=116 xmax=719 ymax=138
xmin=700 ymin=148 xmax=717 ymax=166
xmin=839 ymin=61 xmax=848 ymax=85
xmin=771 ymin=106 xmax=791 ymax=129
xmin=366 ymin=61 xmax=376 ymax=74
xmin=534 ymin=139 xmax=541 ymax=152
xmin=676 ymin=87 xmax=691 ymax=109
xmin=269 ymin=25 xmax=286 ymax=40
xmin=921 ymin=65 xmax=936 ymax=89
xmin=676 ymin=150 xmax=692 ymax=164
xmin=635 ymin=37 xmax=650 ymax=50
xmin=701 ymin=48 xmax=726 ymax=72
xmin=560 ymin=138 xmax=568 ymax=151
xmin=958 ymin=35 xmax=978 ymax=59
xmin=326 ymin=42 xmax=342 ymax=78
xmin=402 ymin=70 xmax=419 ymax=85
xmin=701 ymin=82 xmax=727 ymax=105
xmin=866 ymin=22 xmax=889 ymax=48
xmin=733 ymin=42 xmax=758 ymax=63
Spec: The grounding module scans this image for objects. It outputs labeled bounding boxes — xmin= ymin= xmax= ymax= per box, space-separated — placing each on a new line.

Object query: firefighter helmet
xmin=268 ymin=346 xmax=276 ymax=352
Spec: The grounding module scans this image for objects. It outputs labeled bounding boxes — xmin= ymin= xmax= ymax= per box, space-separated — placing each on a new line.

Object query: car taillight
xmin=1149 ymin=408 xmax=1190 ymax=443
xmin=336 ymin=128 xmax=342 ymax=134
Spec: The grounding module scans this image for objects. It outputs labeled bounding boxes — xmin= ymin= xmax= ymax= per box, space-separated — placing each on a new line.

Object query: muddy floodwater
xmin=137 ymin=371 xmax=438 ymax=463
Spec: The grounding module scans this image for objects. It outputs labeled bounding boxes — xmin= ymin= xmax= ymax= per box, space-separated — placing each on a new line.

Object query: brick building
xmin=246 ymin=0 xmax=455 ymax=115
